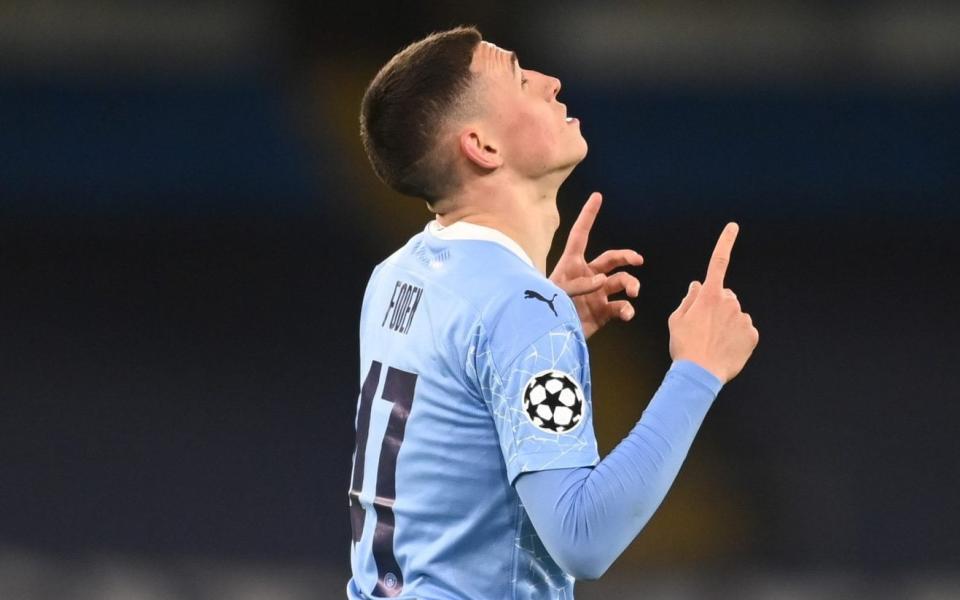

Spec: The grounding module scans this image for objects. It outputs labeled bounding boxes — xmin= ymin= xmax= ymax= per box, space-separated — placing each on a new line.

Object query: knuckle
xmin=702 ymin=285 xmax=721 ymax=299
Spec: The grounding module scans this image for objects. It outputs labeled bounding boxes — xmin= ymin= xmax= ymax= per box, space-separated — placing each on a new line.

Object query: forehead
xmin=472 ymin=40 xmax=516 ymax=75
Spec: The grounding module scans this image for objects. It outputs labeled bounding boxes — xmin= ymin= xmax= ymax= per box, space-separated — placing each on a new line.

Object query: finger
xmin=561 ymin=273 xmax=607 ymax=297
xmin=607 ymin=300 xmax=635 ymax=321
xmin=589 ymin=249 xmax=644 ymax=274
xmin=562 ymin=192 xmax=602 ymax=258
xmin=602 ymin=271 xmax=641 ymax=298
xmin=674 ymin=281 xmax=701 ymax=316
xmin=704 ymin=222 xmax=739 ymax=290
xmin=725 ymin=289 xmax=742 ymax=312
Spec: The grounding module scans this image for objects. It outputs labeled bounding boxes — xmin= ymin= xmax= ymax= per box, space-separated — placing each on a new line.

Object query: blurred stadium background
xmin=2 ymin=1 xmax=959 ymax=598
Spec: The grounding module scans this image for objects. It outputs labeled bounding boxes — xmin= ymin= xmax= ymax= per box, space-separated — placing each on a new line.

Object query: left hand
xmin=549 ymin=192 xmax=644 ymax=339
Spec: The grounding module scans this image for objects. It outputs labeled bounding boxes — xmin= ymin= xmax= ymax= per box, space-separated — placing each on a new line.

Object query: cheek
xmin=503 ymin=108 xmax=563 ymax=157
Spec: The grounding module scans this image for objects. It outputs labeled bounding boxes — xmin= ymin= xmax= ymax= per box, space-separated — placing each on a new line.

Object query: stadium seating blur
xmin=2 ymin=2 xmax=958 ymax=597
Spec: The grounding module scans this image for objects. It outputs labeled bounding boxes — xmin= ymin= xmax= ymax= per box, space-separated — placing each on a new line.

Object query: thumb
xmin=560 ymin=273 xmax=607 ymax=298
xmin=674 ymin=281 xmax=702 ymax=316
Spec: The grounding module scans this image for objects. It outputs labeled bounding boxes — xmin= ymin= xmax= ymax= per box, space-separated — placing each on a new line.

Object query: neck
xmin=435 ymin=172 xmax=567 ymax=275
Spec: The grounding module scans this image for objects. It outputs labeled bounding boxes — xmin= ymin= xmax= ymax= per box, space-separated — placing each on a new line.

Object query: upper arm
xmin=471 ymin=283 xmax=600 ymax=482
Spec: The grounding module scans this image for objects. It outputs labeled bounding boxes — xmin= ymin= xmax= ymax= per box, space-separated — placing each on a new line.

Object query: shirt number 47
xmin=348 ymin=361 xmax=418 ymax=598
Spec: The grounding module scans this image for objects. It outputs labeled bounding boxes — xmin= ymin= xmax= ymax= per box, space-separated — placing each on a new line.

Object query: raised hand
xmin=549 ymin=192 xmax=644 ymax=339
xmin=668 ymin=223 xmax=759 ymax=383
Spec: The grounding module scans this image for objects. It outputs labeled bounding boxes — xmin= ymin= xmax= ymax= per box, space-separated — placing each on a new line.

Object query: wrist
xmin=670 ymin=357 xmax=727 ymax=385
xmin=669 ymin=360 xmax=725 ymax=394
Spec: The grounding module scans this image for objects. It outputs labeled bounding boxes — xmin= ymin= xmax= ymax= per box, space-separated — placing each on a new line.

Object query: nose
xmin=550 ymin=76 xmax=561 ymax=98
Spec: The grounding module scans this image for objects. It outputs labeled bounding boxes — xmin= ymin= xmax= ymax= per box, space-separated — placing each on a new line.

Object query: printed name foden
xmin=382 ymin=280 xmax=423 ymax=335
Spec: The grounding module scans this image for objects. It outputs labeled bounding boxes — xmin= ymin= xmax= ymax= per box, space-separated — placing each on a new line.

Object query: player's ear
xmin=459 ymin=127 xmax=502 ymax=170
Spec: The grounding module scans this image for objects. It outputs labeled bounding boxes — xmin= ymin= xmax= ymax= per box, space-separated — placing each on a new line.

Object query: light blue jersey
xmin=347 ymin=220 xmax=600 ymax=599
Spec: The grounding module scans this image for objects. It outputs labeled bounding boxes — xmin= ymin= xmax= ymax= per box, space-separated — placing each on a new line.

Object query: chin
xmin=575 ymin=136 xmax=589 ymax=160
xmin=565 ymin=138 xmax=589 ymax=167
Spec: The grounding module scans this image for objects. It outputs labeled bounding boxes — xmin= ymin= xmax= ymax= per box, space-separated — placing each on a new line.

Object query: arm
xmin=514 ymin=360 xmax=721 ymax=580
xmin=519 ymin=222 xmax=759 ymax=580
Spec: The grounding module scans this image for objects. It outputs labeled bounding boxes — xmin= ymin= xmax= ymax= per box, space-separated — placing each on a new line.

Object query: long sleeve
xmin=514 ymin=359 xmax=723 ymax=580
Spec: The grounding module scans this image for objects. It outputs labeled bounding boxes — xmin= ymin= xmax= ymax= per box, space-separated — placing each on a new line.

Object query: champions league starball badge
xmin=521 ymin=369 xmax=585 ymax=433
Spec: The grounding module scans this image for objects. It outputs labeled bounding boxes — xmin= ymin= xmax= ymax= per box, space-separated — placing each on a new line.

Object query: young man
xmin=348 ymin=27 xmax=758 ymax=599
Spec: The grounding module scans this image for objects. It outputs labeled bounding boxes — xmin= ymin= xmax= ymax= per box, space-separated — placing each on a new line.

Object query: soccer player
xmin=347 ymin=26 xmax=758 ymax=599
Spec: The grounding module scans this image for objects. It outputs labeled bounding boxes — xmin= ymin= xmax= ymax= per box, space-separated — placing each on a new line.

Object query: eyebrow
xmin=510 ymin=51 xmax=519 ymax=77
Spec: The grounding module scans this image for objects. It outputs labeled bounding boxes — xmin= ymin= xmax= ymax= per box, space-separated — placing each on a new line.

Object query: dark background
xmin=2 ymin=1 xmax=958 ymax=597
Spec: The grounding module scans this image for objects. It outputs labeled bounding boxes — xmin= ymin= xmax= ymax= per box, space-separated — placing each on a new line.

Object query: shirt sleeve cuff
xmin=668 ymin=360 xmax=724 ymax=397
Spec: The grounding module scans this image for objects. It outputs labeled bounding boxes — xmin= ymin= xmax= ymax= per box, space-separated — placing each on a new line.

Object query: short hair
xmin=359 ymin=26 xmax=483 ymax=204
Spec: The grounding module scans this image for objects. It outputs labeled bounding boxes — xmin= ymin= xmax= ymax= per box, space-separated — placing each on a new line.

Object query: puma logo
xmin=523 ymin=290 xmax=558 ymax=317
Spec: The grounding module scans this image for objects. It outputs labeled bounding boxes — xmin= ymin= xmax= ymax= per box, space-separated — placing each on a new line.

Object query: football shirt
xmin=347 ymin=220 xmax=598 ymax=599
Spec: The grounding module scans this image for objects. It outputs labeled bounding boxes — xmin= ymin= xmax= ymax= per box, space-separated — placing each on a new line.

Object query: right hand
xmin=668 ymin=223 xmax=759 ymax=383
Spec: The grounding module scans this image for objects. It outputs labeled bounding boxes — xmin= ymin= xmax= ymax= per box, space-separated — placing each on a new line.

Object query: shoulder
xmin=468 ymin=264 xmax=582 ymax=371
xmin=426 ymin=240 xmax=575 ymax=329
xmin=373 ymin=229 xmax=582 ymax=348
xmin=482 ymin=268 xmax=576 ymax=329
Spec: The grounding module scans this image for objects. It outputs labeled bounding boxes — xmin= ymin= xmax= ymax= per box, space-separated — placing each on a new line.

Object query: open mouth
xmin=565 ymin=117 xmax=579 ymax=124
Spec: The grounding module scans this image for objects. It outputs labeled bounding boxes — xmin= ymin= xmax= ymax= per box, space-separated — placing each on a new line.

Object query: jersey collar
xmin=425 ymin=220 xmax=535 ymax=269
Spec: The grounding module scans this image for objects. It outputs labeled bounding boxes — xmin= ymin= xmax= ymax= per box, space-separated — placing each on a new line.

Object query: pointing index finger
xmin=564 ymin=192 xmax=602 ymax=257
xmin=704 ymin=222 xmax=739 ymax=289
